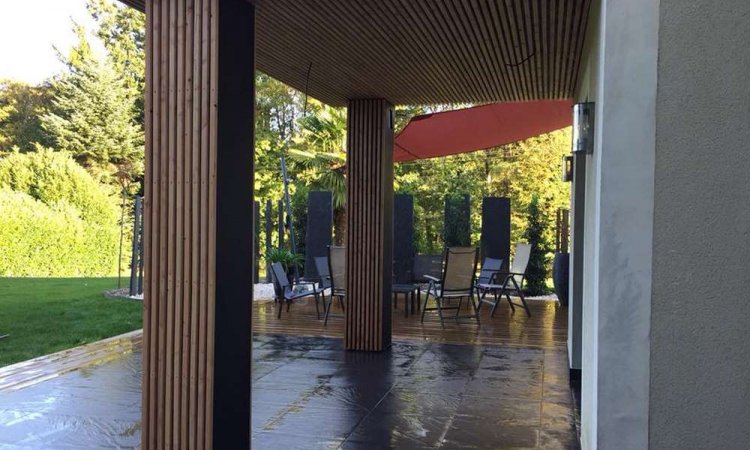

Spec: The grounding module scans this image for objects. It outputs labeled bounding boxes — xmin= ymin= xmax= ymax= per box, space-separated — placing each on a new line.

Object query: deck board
xmin=252 ymin=296 xmax=568 ymax=349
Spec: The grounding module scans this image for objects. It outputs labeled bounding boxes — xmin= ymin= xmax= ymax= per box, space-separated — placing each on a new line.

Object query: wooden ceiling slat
xmin=562 ymin=0 xmax=581 ymax=96
xmin=520 ymin=0 xmax=541 ymax=100
xmin=495 ymin=0 xmax=526 ymax=100
xmin=510 ymin=0 xmax=535 ymax=101
xmin=485 ymin=0 xmax=522 ymax=101
xmin=119 ymin=0 xmax=591 ymax=106
xmin=414 ymin=0 xmax=490 ymax=103
xmin=440 ymin=0 xmax=497 ymax=102
xmin=403 ymin=0 xmax=483 ymax=103
xmin=391 ymin=0 xmax=472 ymax=103
xmin=471 ymin=0 xmax=511 ymax=101
xmin=258 ymin=1 xmax=385 ymax=99
xmin=543 ymin=0 xmax=554 ymax=98
xmin=368 ymin=1 xmax=461 ymax=103
xmin=569 ymin=0 xmax=592 ymax=96
xmin=323 ymin=1 xmax=426 ymax=102
xmin=455 ymin=0 xmax=506 ymax=101
xmin=554 ymin=0 xmax=567 ymax=98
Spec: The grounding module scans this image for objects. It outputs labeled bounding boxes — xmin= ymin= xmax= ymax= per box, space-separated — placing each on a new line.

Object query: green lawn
xmin=0 ymin=278 xmax=143 ymax=367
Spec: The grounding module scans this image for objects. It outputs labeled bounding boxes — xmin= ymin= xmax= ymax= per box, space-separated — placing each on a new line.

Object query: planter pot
xmin=552 ymin=252 xmax=570 ymax=307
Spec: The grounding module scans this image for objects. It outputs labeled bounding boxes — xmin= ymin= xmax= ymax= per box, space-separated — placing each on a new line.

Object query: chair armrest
xmin=423 ymin=275 xmax=440 ymax=282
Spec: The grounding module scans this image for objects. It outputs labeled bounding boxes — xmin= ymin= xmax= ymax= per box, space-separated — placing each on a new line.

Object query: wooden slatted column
xmin=143 ymin=1 xmax=254 ymax=449
xmin=345 ymin=99 xmax=394 ymax=351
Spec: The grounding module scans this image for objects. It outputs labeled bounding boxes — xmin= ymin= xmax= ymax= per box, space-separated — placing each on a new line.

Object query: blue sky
xmin=0 ymin=0 xmax=103 ymax=84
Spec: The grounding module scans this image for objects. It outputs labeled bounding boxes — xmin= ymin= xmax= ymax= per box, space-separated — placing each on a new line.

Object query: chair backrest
xmin=511 ymin=243 xmax=532 ymax=275
xmin=315 ymin=256 xmax=331 ymax=289
xmin=270 ymin=262 xmax=290 ymax=289
xmin=328 ymin=246 xmax=346 ymax=293
xmin=413 ymin=254 xmax=443 ymax=283
xmin=478 ymin=257 xmax=503 ymax=284
xmin=442 ymin=247 xmax=479 ymax=292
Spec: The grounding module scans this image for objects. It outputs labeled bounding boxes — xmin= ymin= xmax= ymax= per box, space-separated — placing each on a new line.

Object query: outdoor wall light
xmin=572 ymin=102 xmax=595 ymax=154
xmin=562 ymin=155 xmax=574 ymax=182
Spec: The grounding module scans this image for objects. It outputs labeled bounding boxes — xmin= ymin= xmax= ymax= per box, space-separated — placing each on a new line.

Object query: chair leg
xmin=493 ymin=282 xmax=512 ymax=318
xmin=277 ymin=298 xmax=283 ymax=319
xmin=455 ymin=297 xmax=464 ymax=318
xmin=470 ymin=291 xmax=481 ymax=325
xmin=504 ymin=291 xmax=515 ymax=313
xmin=286 ymin=299 xmax=291 ymax=312
xmin=314 ymin=293 xmax=321 ymax=320
xmin=436 ymin=296 xmax=445 ymax=328
xmin=420 ymin=293 xmax=428 ymax=323
xmin=513 ymin=279 xmax=531 ymax=317
xmin=338 ymin=295 xmax=345 ymax=312
xmin=324 ymin=295 xmax=333 ymax=326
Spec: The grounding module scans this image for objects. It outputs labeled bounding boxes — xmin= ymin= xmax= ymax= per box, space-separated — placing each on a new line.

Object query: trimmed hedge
xmin=0 ymin=149 xmax=117 ymax=225
xmin=0 ymin=190 xmax=118 ymax=276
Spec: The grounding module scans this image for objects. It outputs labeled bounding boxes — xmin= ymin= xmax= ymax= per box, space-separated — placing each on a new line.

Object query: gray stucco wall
xmin=575 ymin=0 xmax=658 ymax=447
xmin=650 ymin=1 xmax=750 ymax=448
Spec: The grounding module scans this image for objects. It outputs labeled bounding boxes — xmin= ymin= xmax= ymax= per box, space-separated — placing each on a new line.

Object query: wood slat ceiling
xmin=120 ymin=0 xmax=591 ymax=106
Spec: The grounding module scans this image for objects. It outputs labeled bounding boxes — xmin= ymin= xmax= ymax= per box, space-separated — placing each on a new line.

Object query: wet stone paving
xmin=0 ymin=335 xmax=580 ymax=449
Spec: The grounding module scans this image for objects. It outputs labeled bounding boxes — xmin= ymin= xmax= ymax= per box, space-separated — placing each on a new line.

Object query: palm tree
xmin=289 ymin=106 xmax=348 ymax=245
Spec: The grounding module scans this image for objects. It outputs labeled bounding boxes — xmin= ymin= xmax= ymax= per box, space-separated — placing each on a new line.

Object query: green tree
xmin=0 ymin=80 xmax=53 ymax=152
xmin=87 ymin=0 xmax=146 ymax=123
xmin=290 ymin=106 xmax=348 ymax=244
xmin=42 ymin=25 xmax=143 ymax=185
xmin=522 ymin=194 xmax=552 ymax=295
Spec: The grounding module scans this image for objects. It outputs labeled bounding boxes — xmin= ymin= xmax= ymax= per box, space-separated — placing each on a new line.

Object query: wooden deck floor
xmin=252 ymin=295 xmax=568 ymax=349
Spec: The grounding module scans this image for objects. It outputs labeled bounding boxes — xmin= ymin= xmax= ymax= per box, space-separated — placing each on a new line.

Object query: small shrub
xmin=523 ymin=194 xmax=552 ymax=296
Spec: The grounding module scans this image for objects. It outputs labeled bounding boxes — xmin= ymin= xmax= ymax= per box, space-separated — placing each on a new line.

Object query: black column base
xmin=569 ymin=368 xmax=582 ymax=387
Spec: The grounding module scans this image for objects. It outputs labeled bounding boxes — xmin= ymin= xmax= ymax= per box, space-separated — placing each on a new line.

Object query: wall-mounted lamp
xmin=562 ymin=155 xmax=574 ymax=182
xmin=572 ymin=102 xmax=595 ymax=154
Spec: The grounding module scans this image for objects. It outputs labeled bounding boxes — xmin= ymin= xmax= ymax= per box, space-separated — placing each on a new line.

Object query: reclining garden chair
xmin=420 ymin=246 xmax=480 ymax=327
xmin=477 ymin=243 xmax=532 ymax=317
xmin=323 ymin=246 xmax=346 ymax=326
xmin=475 ymin=256 xmax=504 ymax=299
xmin=270 ymin=262 xmax=325 ymax=319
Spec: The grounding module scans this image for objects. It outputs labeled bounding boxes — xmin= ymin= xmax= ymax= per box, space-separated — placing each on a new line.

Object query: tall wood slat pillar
xmin=345 ymin=99 xmax=394 ymax=351
xmin=143 ymin=0 xmax=254 ymax=449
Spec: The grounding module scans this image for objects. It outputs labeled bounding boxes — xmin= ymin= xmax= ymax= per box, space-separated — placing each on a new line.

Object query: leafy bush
xmin=523 ymin=194 xmax=552 ymax=295
xmin=266 ymin=247 xmax=304 ymax=272
xmin=0 ymin=148 xmax=117 ymax=225
xmin=0 ymin=190 xmax=118 ymax=276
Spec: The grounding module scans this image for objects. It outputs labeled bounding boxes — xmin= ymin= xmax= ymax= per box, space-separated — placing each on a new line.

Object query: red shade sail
xmin=394 ymin=100 xmax=573 ymax=162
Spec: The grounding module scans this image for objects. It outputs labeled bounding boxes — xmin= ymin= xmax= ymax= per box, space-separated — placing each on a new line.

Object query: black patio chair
xmin=323 ymin=246 xmax=346 ymax=326
xmin=477 ymin=243 xmax=532 ymax=317
xmin=412 ymin=254 xmax=443 ymax=308
xmin=270 ymin=262 xmax=326 ymax=319
xmin=420 ymin=246 xmax=480 ymax=327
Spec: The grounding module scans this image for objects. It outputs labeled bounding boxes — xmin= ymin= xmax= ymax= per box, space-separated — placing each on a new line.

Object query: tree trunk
xmin=333 ymin=206 xmax=347 ymax=245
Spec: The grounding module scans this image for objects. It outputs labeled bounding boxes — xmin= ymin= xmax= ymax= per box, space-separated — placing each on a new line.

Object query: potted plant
xmin=266 ymin=248 xmax=304 ymax=299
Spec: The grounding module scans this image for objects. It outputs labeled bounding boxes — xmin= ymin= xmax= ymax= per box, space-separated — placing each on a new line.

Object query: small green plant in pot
xmin=266 ymin=248 xmax=304 ymax=298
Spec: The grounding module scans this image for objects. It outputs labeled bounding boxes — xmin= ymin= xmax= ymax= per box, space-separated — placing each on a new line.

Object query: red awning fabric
xmin=394 ymin=100 xmax=573 ymax=162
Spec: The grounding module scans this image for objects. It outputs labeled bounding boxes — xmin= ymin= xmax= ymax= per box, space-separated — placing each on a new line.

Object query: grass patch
xmin=0 ymin=277 xmax=142 ymax=367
